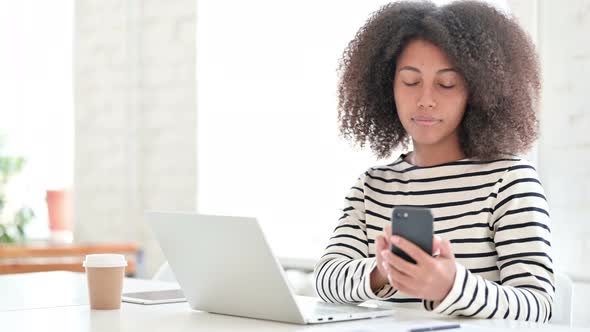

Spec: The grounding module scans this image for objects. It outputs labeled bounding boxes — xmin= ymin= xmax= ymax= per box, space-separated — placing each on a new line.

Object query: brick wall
xmin=73 ymin=0 xmax=196 ymax=277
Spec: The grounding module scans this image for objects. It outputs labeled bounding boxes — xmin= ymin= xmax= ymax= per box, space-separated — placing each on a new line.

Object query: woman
xmin=314 ymin=0 xmax=554 ymax=323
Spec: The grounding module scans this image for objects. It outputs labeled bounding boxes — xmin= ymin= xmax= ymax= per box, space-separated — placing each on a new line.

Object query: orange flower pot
xmin=46 ymin=189 xmax=73 ymax=231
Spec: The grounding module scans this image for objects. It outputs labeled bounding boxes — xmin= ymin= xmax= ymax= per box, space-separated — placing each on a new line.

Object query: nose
xmin=417 ymin=86 xmax=436 ymax=109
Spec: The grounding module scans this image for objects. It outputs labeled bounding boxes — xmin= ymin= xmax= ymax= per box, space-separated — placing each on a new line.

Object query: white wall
xmin=537 ymin=0 xmax=590 ymax=283
xmin=537 ymin=2 xmax=590 ymax=325
xmin=510 ymin=0 xmax=590 ymax=282
xmin=509 ymin=0 xmax=590 ymax=327
xmin=194 ymin=0 xmax=389 ymax=261
xmin=73 ymin=0 xmax=196 ymax=277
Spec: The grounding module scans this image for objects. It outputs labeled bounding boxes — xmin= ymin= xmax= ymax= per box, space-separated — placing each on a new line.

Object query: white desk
xmin=0 ymin=272 xmax=584 ymax=332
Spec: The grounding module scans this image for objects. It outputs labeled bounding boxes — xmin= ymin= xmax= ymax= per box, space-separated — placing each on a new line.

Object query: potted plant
xmin=0 ymin=154 xmax=35 ymax=243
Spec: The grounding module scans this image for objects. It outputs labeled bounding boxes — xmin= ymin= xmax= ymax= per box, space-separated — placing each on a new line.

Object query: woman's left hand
xmin=379 ymin=230 xmax=457 ymax=302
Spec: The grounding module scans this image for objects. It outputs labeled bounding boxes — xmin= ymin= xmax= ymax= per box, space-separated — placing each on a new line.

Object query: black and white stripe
xmin=314 ymin=154 xmax=554 ymax=322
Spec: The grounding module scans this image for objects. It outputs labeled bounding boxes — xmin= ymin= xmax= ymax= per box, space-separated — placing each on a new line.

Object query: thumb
xmin=432 ymin=235 xmax=442 ymax=256
xmin=384 ymin=224 xmax=391 ymax=237
xmin=439 ymin=238 xmax=454 ymax=259
xmin=376 ymin=234 xmax=387 ymax=252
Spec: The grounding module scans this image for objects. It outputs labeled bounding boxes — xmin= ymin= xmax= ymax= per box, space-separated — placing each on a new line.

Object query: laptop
xmin=146 ymin=211 xmax=396 ymax=324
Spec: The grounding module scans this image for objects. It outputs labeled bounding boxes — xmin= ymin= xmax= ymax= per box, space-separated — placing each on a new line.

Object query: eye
xmin=403 ymin=81 xmax=419 ymax=87
xmin=439 ymin=84 xmax=455 ymax=89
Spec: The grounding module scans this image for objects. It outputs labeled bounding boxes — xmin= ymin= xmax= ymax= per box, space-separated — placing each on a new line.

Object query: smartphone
xmin=390 ymin=206 xmax=433 ymax=264
xmin=121 ymin=289 xmax=186 ymax=305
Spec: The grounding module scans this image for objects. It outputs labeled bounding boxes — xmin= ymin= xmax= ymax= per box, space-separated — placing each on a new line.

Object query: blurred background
xmin=0 ymin=0 xmax=588 ymax=326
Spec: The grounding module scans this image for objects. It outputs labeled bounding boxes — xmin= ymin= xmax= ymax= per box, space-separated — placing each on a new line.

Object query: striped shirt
xmin=314 ymin=154 xmax=554 ymax=322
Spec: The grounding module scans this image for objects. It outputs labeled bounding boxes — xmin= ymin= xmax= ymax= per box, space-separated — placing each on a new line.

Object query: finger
xmin=375 ymin=235 xmax=387 ymax=252
xmin=380 ymin=225 xmax=393 ymax=251
xmin=388 ymin=266 xmax=417 ymax=294
xmin=381 ymin=262 xmax=398 ymax=286
xmin=382 ymin=257 xmax=419 ymax=294
xmin=387 ymin=250 xmax=420 ymax=276
xmin=432 ymin=235 xmax=442 ymax=257
xmin=380 ymin=259 xmax=395 ymax=283
xmin=380 ymin=250 xmax=411 ymax=279
xmin=389 ymin=266 xmax=416 ymax=287
xmin=383 ymin=225 xmax=392 ymax=245
xmin=391 ymin=235 xmax=432 ymax=265
xmin=375 ymin=237 xmax=388 ymax=267
xmin=438 ymin=238 xmax=455 ymax=259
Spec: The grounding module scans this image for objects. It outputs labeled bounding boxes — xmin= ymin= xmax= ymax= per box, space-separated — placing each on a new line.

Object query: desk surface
xmin=0 ymin=272 xmax=583 ymax=332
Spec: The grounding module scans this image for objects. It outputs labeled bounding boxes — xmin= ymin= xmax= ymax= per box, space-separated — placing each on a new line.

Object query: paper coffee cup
xmin=83 ymin=254 xmax=128 ymax=310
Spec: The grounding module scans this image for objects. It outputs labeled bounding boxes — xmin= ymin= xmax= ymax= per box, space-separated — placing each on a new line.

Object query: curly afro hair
xmin=337 ymin=0 xmax=540 ymax=160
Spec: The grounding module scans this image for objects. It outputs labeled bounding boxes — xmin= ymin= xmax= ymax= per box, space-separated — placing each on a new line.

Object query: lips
xmin=412 ymin=116 xmax=441 ymax=126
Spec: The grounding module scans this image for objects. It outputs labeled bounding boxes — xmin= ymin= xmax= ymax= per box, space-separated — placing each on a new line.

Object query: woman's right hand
xmin=370 ymin=224 xmax=442 ymax=293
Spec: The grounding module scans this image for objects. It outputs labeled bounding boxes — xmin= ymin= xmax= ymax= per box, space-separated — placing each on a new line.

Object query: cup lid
xmin=83 ymin=254 xmax=128 ymax=268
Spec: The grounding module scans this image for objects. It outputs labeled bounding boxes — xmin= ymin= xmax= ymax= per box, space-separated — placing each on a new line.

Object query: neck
xmin=407 ymin=136 xmax=465 ymax=167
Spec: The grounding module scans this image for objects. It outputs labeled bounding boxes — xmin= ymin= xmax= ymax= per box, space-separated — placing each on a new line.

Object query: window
xmin=0 ymin=1 xmax=74 ymax=238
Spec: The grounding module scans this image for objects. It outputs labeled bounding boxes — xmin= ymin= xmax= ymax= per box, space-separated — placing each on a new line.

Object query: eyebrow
xmin=398 ymin=66 xmax=458 ymax=74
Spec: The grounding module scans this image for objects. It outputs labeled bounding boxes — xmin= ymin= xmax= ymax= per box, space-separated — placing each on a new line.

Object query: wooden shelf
xmin=0 ymin=242 xmax=140 ymax=276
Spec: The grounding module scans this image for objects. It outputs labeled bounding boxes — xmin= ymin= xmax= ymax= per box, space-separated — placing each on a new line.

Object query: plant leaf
xmin=15 ymin=207 xmax=35 ymax=227
xmin=0 ymin=224 xmax=15 ymax=243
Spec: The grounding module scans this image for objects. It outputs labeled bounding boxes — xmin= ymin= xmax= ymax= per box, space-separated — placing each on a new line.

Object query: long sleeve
xmin=425 ymin=162 xmax=555 ymax=322
xmin=313 ymin=173 xmax=398 ymax=303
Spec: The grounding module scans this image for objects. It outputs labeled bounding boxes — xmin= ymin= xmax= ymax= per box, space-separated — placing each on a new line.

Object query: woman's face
xmin=393 ymin=39 xmax=468 ymax=148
